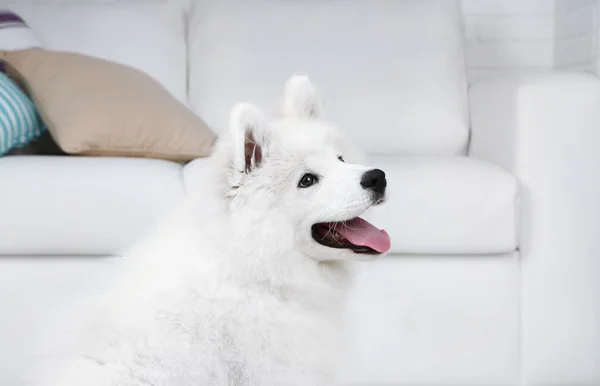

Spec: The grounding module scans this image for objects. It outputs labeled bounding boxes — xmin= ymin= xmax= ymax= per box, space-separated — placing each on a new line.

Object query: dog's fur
xmin=34 ymin=76 xmax=388 ymax=386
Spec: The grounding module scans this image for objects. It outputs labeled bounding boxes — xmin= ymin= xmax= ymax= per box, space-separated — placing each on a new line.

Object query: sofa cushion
xmin=4 ymin=2 xmax=187 ymax=102
xmin=184 ymin=155 xmax=519 ymax=255
xmin=0 ymin=155 xmax=517 ymax=256
xmin=1 ymin=49 xmax=216 ymax=161
xmin=188 ymin=0 xmax=469 ymax=155
xmin=0 ymin=156 xmax=184 ymax=255
xmin=368 ymin=156 xmax=519 ymax=254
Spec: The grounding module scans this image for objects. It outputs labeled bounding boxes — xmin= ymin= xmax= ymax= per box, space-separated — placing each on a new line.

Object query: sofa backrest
xmin=4 ymin=1 xmax=188 ymax=104
xmin=4 ymin=0 xmax=470 ymax=156
xmin=188 ymin=0 xmax=470 ymax=155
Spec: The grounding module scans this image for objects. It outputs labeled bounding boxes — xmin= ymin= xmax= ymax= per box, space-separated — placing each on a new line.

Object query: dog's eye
xmin=338 ymin=156 xmax=345 ymax=162
xmin=298 ymin=173 xmax=318 ymax=188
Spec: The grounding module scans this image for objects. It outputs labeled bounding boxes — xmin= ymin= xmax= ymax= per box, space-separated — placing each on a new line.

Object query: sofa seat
xmin=0 ymin=156 xmax=184 ymax=255
xmin=185 ymin=155 xmax=519 ymax=255
xmin=369 ymin=156 xmax=519 ymax=254
xmin=0 ymin=155 xmax=518 ymax=256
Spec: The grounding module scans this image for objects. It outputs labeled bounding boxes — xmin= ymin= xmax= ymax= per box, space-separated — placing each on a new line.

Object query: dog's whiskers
xmin=326 ymin=221 xmax=346 ymax=245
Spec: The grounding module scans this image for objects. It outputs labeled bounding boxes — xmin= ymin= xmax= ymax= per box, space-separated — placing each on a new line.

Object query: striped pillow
xmin=0 ymin=71 xmax=45 ymax=154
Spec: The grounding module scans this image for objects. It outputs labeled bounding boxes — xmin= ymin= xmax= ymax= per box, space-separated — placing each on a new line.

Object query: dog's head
xmin=213 ymin=75 xmax=390 ymax=262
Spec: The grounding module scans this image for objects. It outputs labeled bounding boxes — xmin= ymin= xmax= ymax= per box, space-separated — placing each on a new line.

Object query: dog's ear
xmin=229 ymin=103 xmax=268 ymax=175
xmin=281 ymin=74 xmax=323 ymax=119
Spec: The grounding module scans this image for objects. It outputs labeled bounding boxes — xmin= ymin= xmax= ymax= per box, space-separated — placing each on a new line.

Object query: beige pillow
xmin=0 ymin=49 xmax=216 ymax=161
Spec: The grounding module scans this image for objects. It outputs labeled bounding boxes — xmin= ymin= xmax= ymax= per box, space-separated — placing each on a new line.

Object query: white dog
xmin=35 ymin=75 xmax=391 ymax=386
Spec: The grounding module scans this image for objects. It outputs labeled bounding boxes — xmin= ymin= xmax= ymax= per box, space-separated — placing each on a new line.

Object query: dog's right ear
xmin=281 ymin=74 xmax=324 ymax=119
xmin=228 ymin=103 xmax=268 ymax=176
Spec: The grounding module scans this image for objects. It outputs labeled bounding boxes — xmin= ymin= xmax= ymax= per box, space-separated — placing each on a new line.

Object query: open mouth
xmin=311 ymin=217 xmax=391 ymax=255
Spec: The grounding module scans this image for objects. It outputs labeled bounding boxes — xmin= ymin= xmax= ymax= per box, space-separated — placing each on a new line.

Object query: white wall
xmin=461 ymin=0 xmax=555 ymax=83
xmin=554 ymin=0 xmax=596 ymax=72
xmin=596 ymin=0 xmax=600 ymax=73
xmin=461 ymin=0 xmax=598 ymax=83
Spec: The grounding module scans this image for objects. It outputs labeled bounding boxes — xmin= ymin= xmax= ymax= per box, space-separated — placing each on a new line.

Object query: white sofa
xmin=0 ymin=1 xmax=598 ymax=385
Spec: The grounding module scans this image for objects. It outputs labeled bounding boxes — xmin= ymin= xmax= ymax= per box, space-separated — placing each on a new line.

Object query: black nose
xmin=360 ymin=169 xmax=386 ymax=196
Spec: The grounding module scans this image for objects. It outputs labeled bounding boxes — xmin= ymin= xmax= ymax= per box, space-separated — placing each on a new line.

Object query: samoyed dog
xmin=36 ymin=75 xmax=391 ymax=386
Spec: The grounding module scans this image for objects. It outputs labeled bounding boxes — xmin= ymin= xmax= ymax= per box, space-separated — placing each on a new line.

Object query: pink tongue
xmin=333 ymin=217 xmax=391 ymax=253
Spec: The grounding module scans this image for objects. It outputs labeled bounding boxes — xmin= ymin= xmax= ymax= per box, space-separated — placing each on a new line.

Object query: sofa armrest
xmin=469 ymin=73 xmax=600 ymax=385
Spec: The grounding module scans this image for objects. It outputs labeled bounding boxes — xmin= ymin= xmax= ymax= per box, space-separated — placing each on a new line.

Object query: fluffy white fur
xmin=31 ymin=75 xmax=387 ymax=386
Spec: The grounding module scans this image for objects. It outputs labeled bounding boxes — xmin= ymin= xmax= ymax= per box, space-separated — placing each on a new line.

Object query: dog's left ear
xmin=228 ymin=103 xmax=268 ymax=175
xmin=281 ymin=74 xmax=324 ymax=119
